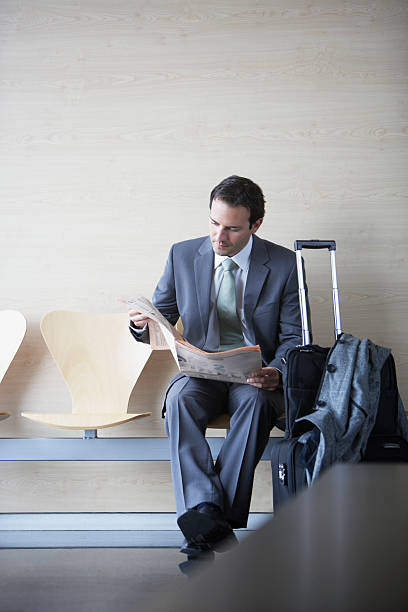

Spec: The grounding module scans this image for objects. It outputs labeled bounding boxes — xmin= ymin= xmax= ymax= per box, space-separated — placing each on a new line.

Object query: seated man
xmin=128 ymin=175 xmax=305 ymax=565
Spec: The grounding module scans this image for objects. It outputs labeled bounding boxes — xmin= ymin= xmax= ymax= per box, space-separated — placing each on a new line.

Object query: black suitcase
xmin=272 ymin=240 xmax=342 ymax=511
xmin=271 ymin=428 xmax=320 ymax=509
xmin=273 ymin=352 xmax=408 ymax=511
xmin=271 ymin=439 xmax=308 ymax=506
xmin=271 ymin=240 xmax=408 ymax=511
xmin=362 ymin=352 xmax=408 ymax=462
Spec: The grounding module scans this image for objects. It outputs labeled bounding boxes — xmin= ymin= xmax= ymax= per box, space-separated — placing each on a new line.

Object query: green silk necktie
xmin=217 ymin=258 xmax=245 ymax=351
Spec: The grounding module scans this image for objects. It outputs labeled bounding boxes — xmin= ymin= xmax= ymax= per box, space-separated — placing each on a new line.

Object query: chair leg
xmin=83 ymin=429 xmax=97 ymax=439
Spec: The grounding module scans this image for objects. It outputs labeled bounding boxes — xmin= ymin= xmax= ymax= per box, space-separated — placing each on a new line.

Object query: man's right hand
xmin=127 ymin=308 xmax=151 ymax=329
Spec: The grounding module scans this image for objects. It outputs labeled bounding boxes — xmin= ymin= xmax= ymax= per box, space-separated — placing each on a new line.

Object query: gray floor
xmin=0 ymin=548 xmax=191 ymax=612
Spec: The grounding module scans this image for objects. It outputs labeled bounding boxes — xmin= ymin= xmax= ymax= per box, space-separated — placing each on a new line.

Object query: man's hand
xmin=127 ymin=308 xmax=151 ymax=329
xmin=247 ymin=367 xmax=281 ymax=391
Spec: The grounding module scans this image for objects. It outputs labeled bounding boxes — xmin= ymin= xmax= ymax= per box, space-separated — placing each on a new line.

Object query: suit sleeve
xmin=267 ymin=259 xmax=310 ymax=370
xmin=152 ymin=244 xmax=180 ymax=326
xmin=129 ymin=244 xmax=180 ymax=345
xmin=129 ymin=320 xmax=150 ymax=344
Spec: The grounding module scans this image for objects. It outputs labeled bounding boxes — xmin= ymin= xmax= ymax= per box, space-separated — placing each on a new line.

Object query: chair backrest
xmin=40 ymin=311 xmax=152 ymax=415
xmin=0 ymin=310 xmax=27 ymax=384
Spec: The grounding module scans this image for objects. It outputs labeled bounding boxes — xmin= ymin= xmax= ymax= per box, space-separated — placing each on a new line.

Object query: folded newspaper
xmin=123 ymin=296 xmax=262 ymax=384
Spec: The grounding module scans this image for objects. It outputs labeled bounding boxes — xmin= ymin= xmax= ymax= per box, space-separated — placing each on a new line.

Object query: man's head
xmin=209 ymin=175 xmax=265 ymax=256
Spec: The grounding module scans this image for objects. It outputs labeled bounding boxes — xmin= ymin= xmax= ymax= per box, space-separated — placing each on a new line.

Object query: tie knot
xmin=222 ymin=258 xmax=238 ymax=272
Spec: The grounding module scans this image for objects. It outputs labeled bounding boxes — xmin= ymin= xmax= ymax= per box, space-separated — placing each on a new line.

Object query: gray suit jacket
xmin=131 ymin=234 xmax=304 ymax=371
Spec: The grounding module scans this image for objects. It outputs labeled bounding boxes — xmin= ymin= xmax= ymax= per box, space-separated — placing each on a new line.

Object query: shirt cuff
xmin=129 ymin=321 xmax=147 ymax=335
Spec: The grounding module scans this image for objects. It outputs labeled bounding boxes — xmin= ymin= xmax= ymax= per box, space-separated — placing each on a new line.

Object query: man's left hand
xmin=247 ymin=367 xmax=281 ymax=391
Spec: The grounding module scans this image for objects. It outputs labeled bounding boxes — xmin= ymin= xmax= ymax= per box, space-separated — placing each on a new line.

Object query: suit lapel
xmin=244 ymin=235 xmax=270 ymax=325
xmin=194 ymin=237 xmax=214 ymax=333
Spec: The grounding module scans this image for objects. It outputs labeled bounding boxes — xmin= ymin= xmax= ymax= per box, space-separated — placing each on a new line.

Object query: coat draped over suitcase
xmin=296 ymin=333 xmax=408 ymax=481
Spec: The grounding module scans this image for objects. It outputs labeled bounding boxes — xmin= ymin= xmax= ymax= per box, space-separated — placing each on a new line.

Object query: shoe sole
xmin=179 ymin=541 xmax=213 ymax=557
xmin=179 ymin=556 xmax=214 ymax=577
xmin=177 ymin=509 xmax=238 ymax=552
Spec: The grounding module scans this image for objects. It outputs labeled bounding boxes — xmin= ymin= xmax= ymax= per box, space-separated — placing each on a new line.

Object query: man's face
xmin=209 ymin=198 xmax=263 ymax=257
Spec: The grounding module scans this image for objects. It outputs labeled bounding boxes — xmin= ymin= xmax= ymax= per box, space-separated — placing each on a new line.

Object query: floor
xmin=0 ymin=548 xmax=193 ymax=612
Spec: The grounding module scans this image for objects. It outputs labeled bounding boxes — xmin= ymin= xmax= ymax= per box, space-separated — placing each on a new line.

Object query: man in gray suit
xmin=129 ymin=175 xmax=304 ymax=564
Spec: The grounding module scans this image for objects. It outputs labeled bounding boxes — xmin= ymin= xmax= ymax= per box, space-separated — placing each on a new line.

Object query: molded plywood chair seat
xmin=22 ymin=311 xmax=152 ymax=430
xmin=0 ymin=310 xmax=27 ymax=421
xmin=208 ymin=413 xmax=231 ymax=429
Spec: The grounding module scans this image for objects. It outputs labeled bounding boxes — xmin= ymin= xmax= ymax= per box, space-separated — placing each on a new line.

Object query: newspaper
xmin=122 ymin=296 xmax=262 ymax=384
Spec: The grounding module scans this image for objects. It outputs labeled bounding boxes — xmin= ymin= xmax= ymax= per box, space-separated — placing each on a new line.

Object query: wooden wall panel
xmin=0 ymin=461 xmax=272 ymax=513
xmin=0 ymin=0 xmax=407 ymax=510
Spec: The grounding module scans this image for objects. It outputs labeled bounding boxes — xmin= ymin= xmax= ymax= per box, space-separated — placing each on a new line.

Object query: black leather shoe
xmin=179 ymin=538 xmax=213 ymax=557
xmin=178 ymin=554 xmax=215 ymax=578
xmin=179 ymin=535 xmax=215 ymax=577
xmin=177 ymin=503 xmax=238 ymax=553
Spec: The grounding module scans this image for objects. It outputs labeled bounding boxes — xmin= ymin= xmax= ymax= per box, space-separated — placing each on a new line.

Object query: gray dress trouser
xmin=164 ymin=376 xmax=284 ymax=529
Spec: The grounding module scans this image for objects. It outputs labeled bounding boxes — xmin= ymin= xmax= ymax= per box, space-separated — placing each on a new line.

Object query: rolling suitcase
xmin=271 ymin=240 xmax=343 ymax=510
xmin=271 ymin=428 xmax=320 ymax=509
xmin=362 ymin=352 xmax=408 ymax=462
xmin=271 ymin=240 xmax=408 ymax=511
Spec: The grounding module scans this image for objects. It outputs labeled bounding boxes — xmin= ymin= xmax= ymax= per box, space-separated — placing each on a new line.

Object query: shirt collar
xmin=214 ymin=235 xmax=253 ymax=272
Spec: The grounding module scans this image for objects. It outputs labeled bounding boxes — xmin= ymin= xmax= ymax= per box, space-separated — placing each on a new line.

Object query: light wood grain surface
xmin=0 ymin=0 xmax=406 ymax=509
xmin=0 ymin=460 xmax=273 ymax=512
xmin=22 ymin=311 xmax=152 ymax=429
xmin=0 ymin=310 xmax=26 ymax=422
xmin=0 ymin=311 xmax=26 ymax=384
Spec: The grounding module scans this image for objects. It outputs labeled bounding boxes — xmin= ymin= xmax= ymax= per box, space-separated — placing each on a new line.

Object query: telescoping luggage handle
xmin=294 ymin=240 xmax=342 ymax=346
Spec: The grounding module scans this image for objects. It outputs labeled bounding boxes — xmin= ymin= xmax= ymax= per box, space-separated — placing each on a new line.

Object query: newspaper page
xmin=122 ymin=296 xmax=180 ymax=360
xmin=123 ymin=296 xmax=262 ymax=384
xmin=175 ymin=341 xmax=261 ymax=384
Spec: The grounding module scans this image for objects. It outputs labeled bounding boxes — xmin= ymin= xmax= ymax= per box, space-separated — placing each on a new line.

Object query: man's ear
xmin=251 ymin=218 xmax=263 ymax=234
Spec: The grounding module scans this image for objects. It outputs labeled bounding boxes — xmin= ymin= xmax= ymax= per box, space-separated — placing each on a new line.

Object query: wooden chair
xmin=0 ymin=310 xmax=27 ymax=422
xmin=207 ymin=413 xmax=231 ymax=429
xmin=21 ymin=311 xmax=152 ymax=431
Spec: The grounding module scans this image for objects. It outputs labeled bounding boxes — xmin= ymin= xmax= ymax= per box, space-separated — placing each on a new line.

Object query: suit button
xmin=316 ymin=400 xmax=327 ymax=407
xmin=327 ymin=364 xmax=337 ymax=373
